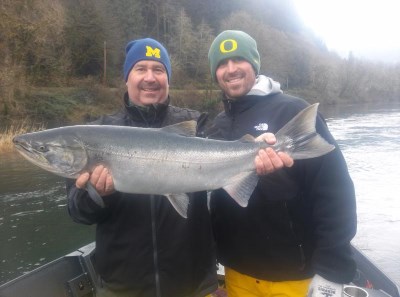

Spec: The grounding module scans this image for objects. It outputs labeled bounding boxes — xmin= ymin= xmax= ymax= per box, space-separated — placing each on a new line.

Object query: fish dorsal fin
xmin=222 ymin=171 xmax=259 ymax=207
xmin=165 ymin=193 xmax=190 ymax=218
xmin=239 ymin=134 xmax=256 ymax=143
xmin=160 ymin=120 xmax=197 ymax=137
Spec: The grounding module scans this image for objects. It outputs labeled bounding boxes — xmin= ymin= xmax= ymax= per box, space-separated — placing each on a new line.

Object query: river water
xmin=0 ymin=153 xmax=95 ymax=284
xmin=0 ymin=103 xmax=399 ymax=286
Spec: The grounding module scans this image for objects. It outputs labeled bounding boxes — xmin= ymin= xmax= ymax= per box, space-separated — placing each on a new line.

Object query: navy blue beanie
xmin=123 ymin=38 xmax=171 ymax=82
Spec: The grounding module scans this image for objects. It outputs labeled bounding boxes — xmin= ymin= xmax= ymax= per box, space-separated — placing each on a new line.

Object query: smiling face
xmin=215 ymin=57 xmax=256 ymax=99
xmin=126 ymin=60 xmax=169 ymax=106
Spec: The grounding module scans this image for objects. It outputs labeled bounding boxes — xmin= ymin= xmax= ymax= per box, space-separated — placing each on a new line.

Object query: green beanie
xmin=208 ymin=30 xmax=260 ymax=81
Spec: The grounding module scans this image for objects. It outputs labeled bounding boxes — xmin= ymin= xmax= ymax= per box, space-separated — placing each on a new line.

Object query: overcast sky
xmin=292 ymin=0 xmax=400 ymax=61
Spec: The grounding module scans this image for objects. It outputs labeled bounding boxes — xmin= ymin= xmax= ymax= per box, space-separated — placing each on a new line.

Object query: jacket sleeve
xmin=195 ymin=112 xmax=210 ymax=137
xmin=66 ymin=178 xmax=115 ymax=225
xmin=302 ymin=115 xmax=357 ymax=283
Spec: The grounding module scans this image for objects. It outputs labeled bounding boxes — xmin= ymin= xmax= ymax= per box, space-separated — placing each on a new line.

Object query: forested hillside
xmin=1 ymin=0 xmax=399 ymax=124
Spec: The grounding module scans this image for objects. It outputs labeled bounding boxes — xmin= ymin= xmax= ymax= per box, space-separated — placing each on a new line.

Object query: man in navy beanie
xmin=66 ymin=37 xmax=219 ymax=297
xmin=66 ymin=37 xmax=292 ymax=297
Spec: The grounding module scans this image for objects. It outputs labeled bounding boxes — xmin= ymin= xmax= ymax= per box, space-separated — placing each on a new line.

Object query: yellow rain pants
xmin=225 ymin=267 xmax=312 ymax=297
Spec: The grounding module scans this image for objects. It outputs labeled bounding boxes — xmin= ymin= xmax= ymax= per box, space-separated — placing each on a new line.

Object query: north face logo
xmin=254 ymin=123 xmax=269 ymax=131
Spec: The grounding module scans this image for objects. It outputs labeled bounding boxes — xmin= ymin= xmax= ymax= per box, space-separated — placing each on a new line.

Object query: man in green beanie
xmin=207 ymin=30 xmax=357 ymax=297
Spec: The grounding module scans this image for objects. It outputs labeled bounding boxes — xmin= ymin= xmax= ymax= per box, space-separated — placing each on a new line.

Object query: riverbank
xmin=0 ymin=84 xmax=120 ymax=152
xmin=1 ymin=85 xmax=122 ymax=125
xmin=0 ymin=85 xmax=112 ymax=152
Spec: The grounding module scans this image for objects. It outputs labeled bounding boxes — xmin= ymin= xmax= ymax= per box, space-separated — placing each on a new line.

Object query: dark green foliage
xmin=64 ymin=0 xmax=106 ymax=76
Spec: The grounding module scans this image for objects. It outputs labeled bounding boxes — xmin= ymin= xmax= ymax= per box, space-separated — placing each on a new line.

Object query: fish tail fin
xmin=275 ymin=103 xmax=335 ymax=159
xmin=223 ymin=171 xmax=259 ymax=207
xmin=165 ymin=193 xmax=190 ymax=218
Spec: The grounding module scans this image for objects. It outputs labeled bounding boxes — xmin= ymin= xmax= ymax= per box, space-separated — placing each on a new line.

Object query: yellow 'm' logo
xmin=219 ymin=39 xmax=238 ymax=53
xmin=145 ymin=46 xmax=161 ymax=58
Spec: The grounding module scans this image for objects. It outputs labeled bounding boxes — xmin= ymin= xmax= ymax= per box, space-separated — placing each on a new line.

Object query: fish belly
xmin=107 ymin=153 xmax=255 ymax=195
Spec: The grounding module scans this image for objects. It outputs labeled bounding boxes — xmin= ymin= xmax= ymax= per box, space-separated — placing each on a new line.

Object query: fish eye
xmin=36 ymin=145 xmax=48 ymax=152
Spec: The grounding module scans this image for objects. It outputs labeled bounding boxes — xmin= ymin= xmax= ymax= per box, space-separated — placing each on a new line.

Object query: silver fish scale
xmin=86 ymin=130 xmax=263 ymax=194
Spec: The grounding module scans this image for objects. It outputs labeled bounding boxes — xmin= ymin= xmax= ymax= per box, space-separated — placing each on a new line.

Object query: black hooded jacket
xmin=208 ymin=92 xmax=357 ymax=283
xmin=67 ymin=94 xmax=217 ymax=297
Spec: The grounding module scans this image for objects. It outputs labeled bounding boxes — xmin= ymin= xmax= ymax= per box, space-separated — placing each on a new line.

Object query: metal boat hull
xmin=0 ymin=243 xmax=399 ymax=297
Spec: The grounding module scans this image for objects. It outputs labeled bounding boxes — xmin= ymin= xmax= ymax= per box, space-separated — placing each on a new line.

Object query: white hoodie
xmin=247 ymin=75 xmax=282 ymax=96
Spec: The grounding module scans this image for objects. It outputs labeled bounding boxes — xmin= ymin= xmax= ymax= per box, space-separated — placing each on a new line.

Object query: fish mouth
xmin=13 ymin=137 xmax=51 ymax=170
xmin=13 ymin=137 xmax=33 ymax=155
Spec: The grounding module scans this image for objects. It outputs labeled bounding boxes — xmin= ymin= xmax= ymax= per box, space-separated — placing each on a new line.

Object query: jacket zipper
xmin=284 ymin=202 xmax=306 ymax=270
xmin=150 ymin=195 xmax=161 ymax=297
xmin=227 ymin=100 xmax=234 ymax=140
xmin=298 ymin=243 xmax=306 ymax=271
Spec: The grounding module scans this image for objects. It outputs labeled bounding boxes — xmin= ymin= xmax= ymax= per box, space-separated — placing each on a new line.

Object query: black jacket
xmin=209 ymin=92 xmax=357 ymax=283
xmin=67 ymin=94 xmax=217 ymax=297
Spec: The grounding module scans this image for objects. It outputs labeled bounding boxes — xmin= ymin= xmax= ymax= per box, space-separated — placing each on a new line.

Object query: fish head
xmin=13 ymin=127 xmax=88 ymax=178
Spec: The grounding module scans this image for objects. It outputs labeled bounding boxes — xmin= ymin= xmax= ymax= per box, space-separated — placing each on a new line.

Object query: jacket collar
xmin=123 ymin=92 xmax=170 ymax=126
xmin=222 ymin=94 xmax=262 ymax=117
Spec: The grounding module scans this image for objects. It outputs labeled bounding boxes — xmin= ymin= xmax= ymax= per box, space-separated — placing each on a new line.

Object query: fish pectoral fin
xmin=165 ymin=193 xmax=190 ymax=218
xmin=222 ymin=171 xmax=259 ymax=207
xmin=86 ymin=182 xmax=105 ymax=208
xmin=160 ymin=120 xmax=197 ymax=137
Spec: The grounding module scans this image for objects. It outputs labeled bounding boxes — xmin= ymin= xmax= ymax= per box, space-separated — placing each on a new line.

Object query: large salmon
xmin=13 ymin=103 xmax=334 ymax=217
